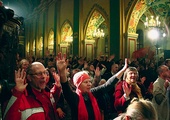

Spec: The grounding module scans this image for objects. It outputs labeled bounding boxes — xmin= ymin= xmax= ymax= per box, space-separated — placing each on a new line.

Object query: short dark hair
xmin=165 ymin=59 xmax=170 ymax=65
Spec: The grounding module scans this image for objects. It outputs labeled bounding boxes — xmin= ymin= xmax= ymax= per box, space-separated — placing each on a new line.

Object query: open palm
xmin=15 ymin=69 xmax=28 ymax=92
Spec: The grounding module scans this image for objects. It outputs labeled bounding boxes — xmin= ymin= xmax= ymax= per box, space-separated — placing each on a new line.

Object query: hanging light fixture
xmin=144 ymin=16 xmax=161 ymax=28
xmin=93 ymin=28 xmax=105 ymax=38
xmin=144 ymin=15 xmax=166 ymax=67
xmin=65 ymin=36 xmax=73 ymax=43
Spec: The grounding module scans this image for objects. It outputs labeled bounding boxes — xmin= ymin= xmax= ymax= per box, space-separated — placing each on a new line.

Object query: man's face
xmin=166 ymin=61 xmax=170 ymax=68
xmin=111 ymin=64 xmax=119 ymax=74
xmin=161 ymin=66 xmax=170 ymax=79
xmin=28 ymin=64 xmax=48 ymax=91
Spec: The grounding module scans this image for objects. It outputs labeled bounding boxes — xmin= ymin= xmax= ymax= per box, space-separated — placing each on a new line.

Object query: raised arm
xmin=91 ymin=58 xmax=128 ymax=93
xmin=56 ymin=52 xmax=68 ymax=83
xmin=92 ymin=67 xmax=101 ymax=87
xmin=115 ymin=58 xmax=128 ymax=79
xmin=3 ymin=69 xmax=27 ymax=120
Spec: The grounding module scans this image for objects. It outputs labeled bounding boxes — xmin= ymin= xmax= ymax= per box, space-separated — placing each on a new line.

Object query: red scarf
xmin=76 ymin=89 xmax=102 ymax=120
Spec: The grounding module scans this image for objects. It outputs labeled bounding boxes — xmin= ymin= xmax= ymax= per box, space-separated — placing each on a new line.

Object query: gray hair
xmin=123 ymin=67 xmax=139 ymax=80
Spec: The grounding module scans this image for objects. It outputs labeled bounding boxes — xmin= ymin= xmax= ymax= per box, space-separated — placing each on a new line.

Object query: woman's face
xmin=79 ymin=79 xmax=92 ymax=93
xmin=49 ymin=67 xmax=56 ymax=73
xmin=126 ymin=70 xmax=138 ymax=85
xmin=21 ymin=61 xmax=29 ymax=71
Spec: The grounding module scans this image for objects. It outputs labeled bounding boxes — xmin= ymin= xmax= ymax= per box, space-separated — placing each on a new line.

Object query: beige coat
xmin=152 ymin=77 xmax=169 ymax=120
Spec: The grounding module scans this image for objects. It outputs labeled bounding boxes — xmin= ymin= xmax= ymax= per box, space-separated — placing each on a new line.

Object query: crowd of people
xmin=1 ymin=52 xmax=170 ymax=120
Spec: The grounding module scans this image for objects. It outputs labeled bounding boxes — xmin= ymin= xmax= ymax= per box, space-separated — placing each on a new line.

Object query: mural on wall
xmin=61 ymin=22 xmax=73 ymax=42
xmin=27 ymin=42 xmax=30 ymax=56
xmin=128 ymin=0 xmax=169 ymax=33
xmin=48 ymin=29 xmax=54 ymax=53
xmin=128 ymin=0 xmax=147 ymax=33
xmin=38 ymin=36 xmax=43 ymax=57
xmin=85 ymin=10 xmax=105 ymax=40
xmin=39 ymin=36 xmax=43 ymax=50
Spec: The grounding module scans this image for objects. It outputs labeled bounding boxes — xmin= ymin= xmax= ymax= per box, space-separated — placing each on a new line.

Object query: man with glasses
xmin=3 ymin=62 xmax=61 ymax=120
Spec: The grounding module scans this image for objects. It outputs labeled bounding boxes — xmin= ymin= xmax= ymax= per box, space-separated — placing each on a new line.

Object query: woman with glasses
xmin=3 ymin=62 xmax=61 ymax=120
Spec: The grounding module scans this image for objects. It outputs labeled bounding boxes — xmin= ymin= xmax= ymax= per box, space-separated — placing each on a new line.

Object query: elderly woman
xmin=114 ymin=67 xmax=143 ymax=113
xmin=56 ymin=53 xmax=128 ymax=120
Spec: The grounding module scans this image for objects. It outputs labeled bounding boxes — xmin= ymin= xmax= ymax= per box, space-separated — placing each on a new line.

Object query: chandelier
xmin=65 ymin=36 xmax=73 ymax=43
xmin=144 ymin=16 xmax=161 ymax=28
xmin=93 ymin=29 xmax=105 ymax=38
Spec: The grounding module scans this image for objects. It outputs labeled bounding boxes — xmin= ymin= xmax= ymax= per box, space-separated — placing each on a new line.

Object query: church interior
xmin=0 ymin=0 xmax=170 ymax=118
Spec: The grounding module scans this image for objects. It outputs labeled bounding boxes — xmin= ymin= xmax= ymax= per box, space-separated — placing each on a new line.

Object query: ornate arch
xmin=61 ymin=20 xmax=73 ymax=43
xmin=84 ymin=4 xmax=109 ymax=40
xmin=127 ymin=0 xmax=148 ymax=33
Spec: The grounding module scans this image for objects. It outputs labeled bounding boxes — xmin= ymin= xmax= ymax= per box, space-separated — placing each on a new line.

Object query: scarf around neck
xmin=76 ymin=89 xmax=102 ymax=120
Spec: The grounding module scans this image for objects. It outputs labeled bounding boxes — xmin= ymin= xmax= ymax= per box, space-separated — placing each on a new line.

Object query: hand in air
xmin=123 ymin=81 xmax=131 ymax=97
xmin=56 ymin=52 xmax=67 ymax=74
xmin=53 ymin=72 xmax=61 ymax=87
xmin=122 ymin=58 xmax=128 ymax=71
xmin=95 ymin=67 xmax=101 ymax=77
xmin=15 ymin=69 xmax=28 ymax=92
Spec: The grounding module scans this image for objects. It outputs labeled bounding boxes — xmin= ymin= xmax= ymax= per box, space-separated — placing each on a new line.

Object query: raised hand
xmin=95 ymin=67 xmax=101 ymax=77
xmin=56 ymin=52 xmax=67 ymax=82
xmin=14 ymin=69 xmax=28 ymax=92
xmin=56 ymin=52 xmax=67 ymax=74
xmin=164 ymin=80 xmax=169 ymax=89
xmin=122 ymin=58 xmax=128 ymax=71
xmin=123 ymin=81 xmax=131 ymax=97
xmin=53 ymin=72 xmax=61 ymax=87
xmin=108 ymin=54 xmax=115 ymax=62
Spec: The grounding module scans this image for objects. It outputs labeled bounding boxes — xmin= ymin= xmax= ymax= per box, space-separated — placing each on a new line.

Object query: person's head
xmin=165 ymin=59 xmax=170 ymax=68
xmin=115 ymin=98 xmax=157 ymax=120
xmin=18 ymin=59 xmax=29 ymax=71
xmin=148 ymin=62 xmax=155 ymax=69
xmin=48 ymin=66 xmax=57 ymax=74
xmin=157 ymin=65 xmax=169 ymax=80
xmin=70 ymin=68 xmax=81 ymax=80
xmin=46 ymin=68 xmax=55 ymax=89
xmin=111 ymin=63 xmax=119 ymax=74
xmin=26 ymin=62 xmax=48 ymax=91
xmin=123 ymin=67 xmax=139 ymax=85
xmin=73 ymin=71 xmax=92 ymax=93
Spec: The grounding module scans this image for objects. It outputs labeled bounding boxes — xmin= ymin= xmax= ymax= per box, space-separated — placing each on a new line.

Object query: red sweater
xmin=114 ymin=81 xmax=138 ymax=113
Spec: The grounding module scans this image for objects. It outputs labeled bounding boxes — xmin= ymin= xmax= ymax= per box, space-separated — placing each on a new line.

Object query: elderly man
xmin=3 ymin=62 xmax=61 ymax=120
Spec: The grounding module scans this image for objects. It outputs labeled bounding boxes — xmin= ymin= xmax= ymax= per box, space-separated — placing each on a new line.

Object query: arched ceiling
xmin=128 ymin=0 xmax=170 ymax=33
xmin=2 ymin=0 xmax=170 ymax=32
xmin=1 ymin=0 xmax=41 ymax=18
xmin=141 ymin=0 xmax=170 ymax=26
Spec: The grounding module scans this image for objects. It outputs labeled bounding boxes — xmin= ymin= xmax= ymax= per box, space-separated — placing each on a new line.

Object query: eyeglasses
xmin=29 ymin=70 xmax=49 ymax=77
